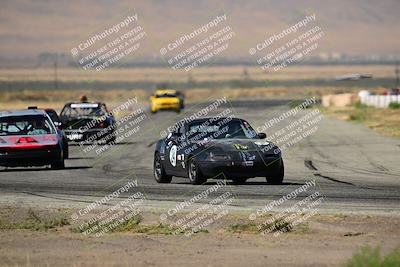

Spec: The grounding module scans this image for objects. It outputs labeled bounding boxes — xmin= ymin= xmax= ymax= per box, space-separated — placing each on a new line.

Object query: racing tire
xmin=188 ymin=157 xmax=207 ymax=185
xmin=154 ymin=153 xmax=172 ymax=183
xmin=266 ymin=159 xmax=284 ymax=184
xmin=51 ymin=159 xmax=65 ymax=170
xmin=63 ymin=146 xmax=69 ymax=159
xmin=231 ymin=178 xmax=248 ymax=185
xmin=107 ymin=133 xmax=116 ymax=145
xmin=63 ymin=139 xmax=69 ymax=159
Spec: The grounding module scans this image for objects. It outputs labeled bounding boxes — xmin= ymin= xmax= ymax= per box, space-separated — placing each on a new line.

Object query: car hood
xmin=191 ymin=138 xmax=278 ymax=153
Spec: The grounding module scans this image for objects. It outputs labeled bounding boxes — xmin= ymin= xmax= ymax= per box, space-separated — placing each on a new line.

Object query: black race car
xmin=154 ymin=117 xmax=284 ymax=185
xmin=0 ymin=109 xmax=65 ymax=169
xmin=59 ymin=102 xmax=116 ymax=144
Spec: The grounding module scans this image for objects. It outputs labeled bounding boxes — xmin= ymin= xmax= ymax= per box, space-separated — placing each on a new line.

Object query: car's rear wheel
xmin=188 ymin=157 xmax=206 ymax=185
xmin=63 ymin=147 xmax=69 ymax=159
xmin=51 ymin=158 xmax=65 ymax=170
xmin=154 ymin=153 xmax=172 ymax=183
xmin=266 ymin=159 xmax=284 ymax=184
xmin=63 ymin=138 xmax=69 ymax=159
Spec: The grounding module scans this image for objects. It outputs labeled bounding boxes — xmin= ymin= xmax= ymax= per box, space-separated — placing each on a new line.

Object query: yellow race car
xmin=150 ymin=89 xmax=183 ymax=113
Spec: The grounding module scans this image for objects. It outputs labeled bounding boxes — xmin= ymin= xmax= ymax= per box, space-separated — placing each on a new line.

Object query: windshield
xmin=155 ymin=93 xmax=177 ymax=98
xmin=188 ymin=119 xmax=257 ymax=140
xmin=0 ymin=115 xmax=56 ymax=136
xmin=60 ymin=104 xmax=106 ymax=118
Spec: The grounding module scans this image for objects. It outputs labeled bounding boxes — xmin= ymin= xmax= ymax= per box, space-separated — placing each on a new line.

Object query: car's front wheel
xmin=266 ymin=159 xmax=284 ymax=184
xmin=188 ymin=157 xmax=206 ymax=185
xmin=154 ymin=153 xmax=172 ymax=183
xmin=107 ymin=133 xmax=116 ymax=144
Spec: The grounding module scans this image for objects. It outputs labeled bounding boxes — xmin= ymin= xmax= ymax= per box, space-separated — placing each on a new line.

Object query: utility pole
xmin=395 ymin=61 xmax=399 ymax=88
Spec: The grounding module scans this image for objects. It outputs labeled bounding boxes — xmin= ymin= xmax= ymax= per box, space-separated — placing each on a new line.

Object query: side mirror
xmin=257 ymin=132 xmax=267 ymax=139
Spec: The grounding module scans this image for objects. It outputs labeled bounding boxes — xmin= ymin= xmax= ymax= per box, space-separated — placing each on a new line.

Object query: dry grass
xmin=321 ymin=105 xmax=400 ymax=139
xmin=0 ymin=65 xmax=394 ymax=83
xmin=0 ymin=209 xmax=69 ymax=231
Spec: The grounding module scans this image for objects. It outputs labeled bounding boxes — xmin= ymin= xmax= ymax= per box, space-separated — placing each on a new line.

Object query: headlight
xmin=255 ymin=141 xmax=281 ymax=156
xmin=254 ymin=140 xmax=270 ymax=146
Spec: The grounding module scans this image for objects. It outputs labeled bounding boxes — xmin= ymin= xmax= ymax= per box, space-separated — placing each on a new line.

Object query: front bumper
xmin=0 ymin=147 xmax=62 ymax=167
xmin=152 ymin=103 xmax=180 ymax=111
xmin=64 ymin=128 xmax=113 ymax=143
xmin=197 ymin=156 xmax=282 ymax=179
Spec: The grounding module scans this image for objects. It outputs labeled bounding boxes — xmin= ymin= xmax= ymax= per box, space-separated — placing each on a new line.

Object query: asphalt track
xmin=0 ymin=99 xmax=399 ymax=215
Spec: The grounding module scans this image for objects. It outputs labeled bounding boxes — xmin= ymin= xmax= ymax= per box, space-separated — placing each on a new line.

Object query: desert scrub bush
xmin=288 ymin=99 xmax=315 ymax=109
xmin=388 ymin=102 xmax=400 ymax=109
xmin=228 ymin=218 xmax=295 ymax=234
xmin=353 ymin=101 xmax=368 ymax=109
xmin=0 ymin=209 xmax=69 ymax=231
xmin=72 ymin=215 xmax=141 ymax=234
xmin=346 ymin=246 xmax=400 ymax=267
xmin=228 ymin=223 xmax=259 ymax=234
xmin=73 ymin=215 xmax=190 ymax=235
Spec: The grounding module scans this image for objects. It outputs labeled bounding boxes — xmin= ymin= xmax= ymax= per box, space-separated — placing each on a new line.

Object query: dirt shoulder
xmin=320 ymin=104 xmax=400 ymax=139
xmin=0 ymin=207 xmax=399 ymax=267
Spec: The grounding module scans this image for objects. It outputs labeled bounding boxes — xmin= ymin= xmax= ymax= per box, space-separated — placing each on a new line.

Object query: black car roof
xmin=187 ymin=117 xmax=243 ymax=124
xmin=173 ymin=117 xmax=245 ymax=129
xmin=0 ymin=109 xmax=47 ymax=117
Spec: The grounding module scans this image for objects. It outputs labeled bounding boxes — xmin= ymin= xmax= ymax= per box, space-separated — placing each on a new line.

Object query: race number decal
xmin=169 ymin=145 xmax=177 ymax=167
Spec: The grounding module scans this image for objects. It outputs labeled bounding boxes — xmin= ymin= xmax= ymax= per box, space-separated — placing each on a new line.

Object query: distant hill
xmin=0 ymin=0 xmax=399 ymax=64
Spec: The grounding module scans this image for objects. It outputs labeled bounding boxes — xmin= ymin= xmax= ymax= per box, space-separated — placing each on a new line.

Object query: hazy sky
xmin=0 ymin=0 xmax=399 ymax=59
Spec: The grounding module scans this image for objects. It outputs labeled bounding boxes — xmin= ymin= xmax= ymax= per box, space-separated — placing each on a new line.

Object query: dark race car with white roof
xmin=59 ymin=102 xmax=116 ymax=144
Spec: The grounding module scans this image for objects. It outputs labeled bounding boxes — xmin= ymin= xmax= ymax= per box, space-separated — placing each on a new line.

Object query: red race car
xmin=28 ymin=106 xmax=69 ymax=159
xmin=0 ymin=109 xmax=65 ymax=169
